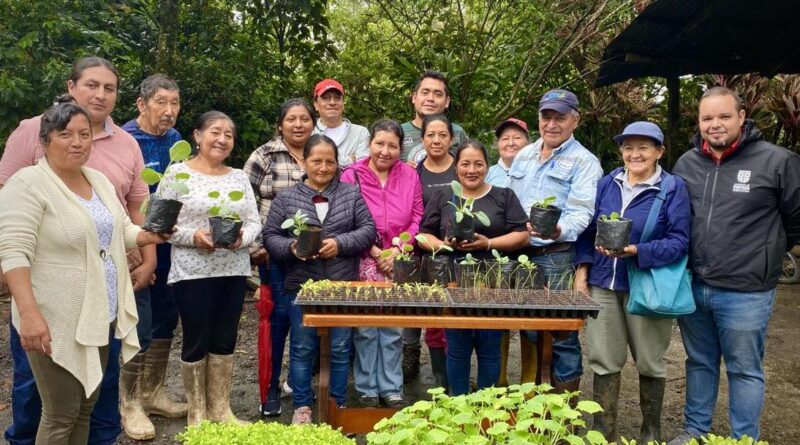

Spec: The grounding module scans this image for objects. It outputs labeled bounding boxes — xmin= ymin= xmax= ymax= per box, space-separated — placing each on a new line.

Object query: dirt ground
xmin=0 ymin=285 xmax=798 ymax=444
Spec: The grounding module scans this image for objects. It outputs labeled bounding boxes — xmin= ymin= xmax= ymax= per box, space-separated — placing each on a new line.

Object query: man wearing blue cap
xmin=508 ymin=89 xmax=603 ymax=393
xmin=668 ymin=87 xmax=800 ymax=444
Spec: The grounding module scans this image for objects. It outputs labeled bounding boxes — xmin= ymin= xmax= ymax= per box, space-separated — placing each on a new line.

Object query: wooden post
xmin=666 ymin=76 xmax=681 ymax=169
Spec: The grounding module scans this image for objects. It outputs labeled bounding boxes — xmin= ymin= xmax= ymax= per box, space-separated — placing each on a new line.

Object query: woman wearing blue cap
xmin=573 ymin=121 xmax=692 ymax=443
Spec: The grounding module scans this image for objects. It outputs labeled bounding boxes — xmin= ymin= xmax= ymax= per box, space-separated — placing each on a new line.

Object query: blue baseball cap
xmin=539 ymin=89 xmax=579 ymax=114
xmin=613 ymin=121 xmax=664 ymax=146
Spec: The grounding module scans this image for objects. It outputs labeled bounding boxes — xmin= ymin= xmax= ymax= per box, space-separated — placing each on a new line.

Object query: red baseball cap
xmin=314 ymin=79 xmax=344 ymax=98
xmin=495 ymin=117 xmax=529 ymax=137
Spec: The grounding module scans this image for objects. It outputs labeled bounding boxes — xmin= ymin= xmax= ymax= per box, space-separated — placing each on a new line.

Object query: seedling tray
xmin=295 ymin=281 xmax=449 ymax=315
xmin=446 ymin=288 xmax=600 ymax=319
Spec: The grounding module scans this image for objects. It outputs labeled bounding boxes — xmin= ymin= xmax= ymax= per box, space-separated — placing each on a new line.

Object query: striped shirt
xmin=242 ymin=137 xmax=304 ymax=226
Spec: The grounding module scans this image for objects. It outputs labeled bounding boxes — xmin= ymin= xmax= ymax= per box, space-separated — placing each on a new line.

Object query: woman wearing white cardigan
xmin=0 ymin=103 xmax=168 ymax=445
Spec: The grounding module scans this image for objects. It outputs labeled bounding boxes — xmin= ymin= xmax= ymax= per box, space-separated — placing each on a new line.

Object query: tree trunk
xmin=156 ymin=0 xmax=180 ymax=74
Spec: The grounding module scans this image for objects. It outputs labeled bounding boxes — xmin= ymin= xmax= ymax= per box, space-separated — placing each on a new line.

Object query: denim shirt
xmin=486 ymin=160 xmax=511 ymax=187
xmin=508 ymin=136 xmax=602 ymax=246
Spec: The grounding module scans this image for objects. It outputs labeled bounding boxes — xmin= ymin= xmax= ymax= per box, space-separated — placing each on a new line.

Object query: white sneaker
xmin=281 ymin=380 xmax=293 ymax=397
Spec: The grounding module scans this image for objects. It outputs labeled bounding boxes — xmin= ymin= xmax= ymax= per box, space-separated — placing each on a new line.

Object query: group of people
xmin=0 ymin=57 xmax=797 ymax=445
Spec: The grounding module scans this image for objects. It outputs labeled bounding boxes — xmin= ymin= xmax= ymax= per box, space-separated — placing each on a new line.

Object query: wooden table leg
xmin=536 ymin=330 xmax=553 ymax=385
xmin=317 ymin=327 xmax=331 ymax=424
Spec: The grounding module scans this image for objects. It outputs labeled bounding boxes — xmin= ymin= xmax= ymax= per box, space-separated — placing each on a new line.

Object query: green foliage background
xmin=1 ymin=0 xmax=797 ymax=170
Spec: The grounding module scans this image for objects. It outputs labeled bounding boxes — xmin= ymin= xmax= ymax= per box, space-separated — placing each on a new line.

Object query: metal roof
xmin=595 ymin=0 xmax=800 ymax=86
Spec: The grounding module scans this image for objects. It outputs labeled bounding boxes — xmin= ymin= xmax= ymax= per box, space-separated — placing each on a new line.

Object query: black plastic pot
xmin=421 ymin=255 xmax=454 ymax=285
xmin=451 ymin=215 xmax=475 ymax=242
xmin=485 ymin=260 xmax=518 ymax=289
xmin=595 ymin=218 xmax=633 ymax=252
xmin=529 ymin=205 xmax=562 ymax=238
xmin=514 ymin=266 xmax=545 ymax=290
xmin=392 ymin=258 xmax=420 ymax=284
xmin=142 ymin=197 xmax=182 ymax=234
xmin=296 ymin=225 xmax=323 ymax=258
xmin=209 ymin=216 xmax=243 ymax=247
xmin=455 ymin=261 xmax=481 ymax=288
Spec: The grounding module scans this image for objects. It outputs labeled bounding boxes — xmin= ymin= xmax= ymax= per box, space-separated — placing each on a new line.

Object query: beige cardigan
xmin=0 ymin=159 xmax=141 ymax=396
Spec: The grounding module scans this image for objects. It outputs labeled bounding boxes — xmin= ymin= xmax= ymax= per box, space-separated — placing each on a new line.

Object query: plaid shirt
xmin=243 ymin=137 xmax=304 ymax=228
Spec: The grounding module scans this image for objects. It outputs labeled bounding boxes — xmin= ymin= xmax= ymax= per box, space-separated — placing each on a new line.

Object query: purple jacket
xmin=574 ymin=167 xmax=691 ymax=291
xmin=341 ymin=157 xmax=424 ymax=249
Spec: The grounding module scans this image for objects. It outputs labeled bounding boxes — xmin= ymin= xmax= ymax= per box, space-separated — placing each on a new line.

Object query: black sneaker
xmin=260 ymin=386 xmax=282 ymax=417
xmin=380 ymin=394 xmax=405 ymax=409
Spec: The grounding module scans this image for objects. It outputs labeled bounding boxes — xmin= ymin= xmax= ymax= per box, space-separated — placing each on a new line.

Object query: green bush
xmin=176 ymin=420 xmax=355 ymax=445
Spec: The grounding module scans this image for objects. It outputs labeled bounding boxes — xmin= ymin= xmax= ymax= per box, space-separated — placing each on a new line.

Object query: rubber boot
xmin=180 ymin=358 xmax=207 ymax=427
xmin=428 ymin=347 xmax=449 ymax=392
xmin=206 ymin=353 xmax=249 ymax=424
xmin=639 ymin=375 xmax=665 ymax=444
xmin=497 ymin=331 xmax=510 ymax=386
xmin=402 ymin=344 xmax=421 ymax=383
xmin=141 ymin=339 xmax=188 ymax=417
xmin=519 ymin=334 xmax=538 ymax=383
xmin=120 ymin=353 xmax=156 ymax=440
xmin=552 ymin=377 xmax=581 ymax=407
xmin=591 ymin=372 xmax=621 ymax=441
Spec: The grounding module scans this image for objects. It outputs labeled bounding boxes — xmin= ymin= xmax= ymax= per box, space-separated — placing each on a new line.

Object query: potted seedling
xmin=415 ymin=234 xmax=454 ymax=285
xmin=455 ymin=253 xmax=482 ymax=288
xmin=140 ymin=140 xmax=192 ymax=233
xmin=485 ymin=249 xmax=518 ymax=289
xmin=281 ymin=209 xmax=322 ymax=258
xmin=595 ymin=211 xmax=632 ymax=252
xmin=529 ymin=196 xmax=562 ymax=238
xmin=207 ymin=190 xmax=245 ymax=246
xmin=448 ymin=181 xmax=491 ymax=242
xmin=383 ymin=231 xmax=420 ymax=284
xmin=514 ymin=254 xmax=545 ymax=290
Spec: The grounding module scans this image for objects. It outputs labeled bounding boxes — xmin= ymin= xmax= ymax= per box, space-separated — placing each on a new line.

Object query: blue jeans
xmin=353 ymin=327 xmax=403 ymax=397
xmin=677 ymin=282 xmax=775 ymax=440
xmin=135 ymin=287 xmax=152 ymax=352
xmin=288 ymin=292 xmax=350 ymax=408
xmin=445 ymin=329 xmax=503 ymax=395
xmin=267 ymin=263 xmax=292 ymax=391
xmin=523 ymin=248 xmax=583 ymax=383
xmin=5 ymin=320 xmax=125 ymax=445
xmin=150 ymin=269 xmax=179 ymax=340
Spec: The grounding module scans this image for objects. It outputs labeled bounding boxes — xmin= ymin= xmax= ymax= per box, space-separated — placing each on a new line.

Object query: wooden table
xmin=302 ymin=313 xmax=585 ymax=434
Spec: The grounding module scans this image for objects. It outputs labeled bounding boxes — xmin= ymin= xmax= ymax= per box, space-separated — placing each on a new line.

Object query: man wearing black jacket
xmin=668 ymin=87 xmax=800 ymax=445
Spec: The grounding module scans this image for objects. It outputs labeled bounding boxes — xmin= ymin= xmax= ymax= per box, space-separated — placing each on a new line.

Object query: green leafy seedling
xmin=532 ymin=195 xmax=557 ymax=208
xmin=599 ymin=211 xmax=621 ymax=222
xmin=280 ymin=209 xmax=311 ymax=236
xmin=382 ymin=231 xmax=416 ymax=261
xmin=415 ymin=234 xmax=453 ymax=259
xmin=208 ymin=190 xmax=244 ymax=221
xmin=459 ymin=253 xmax=478 ymax=265
xmin=139 ymin=140 xmax=192 ymax=213
xmin=448 ymin=181 xmax=491 ymax=227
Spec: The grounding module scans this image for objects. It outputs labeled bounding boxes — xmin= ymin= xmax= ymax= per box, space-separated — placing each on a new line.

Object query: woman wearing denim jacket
xmin=263 ymin=135 xmax=376 ymax=424
xmin=340 ymin=119 xmax=424 ymax=409
xmin=573 ymin=122 xmax=691 ymax=444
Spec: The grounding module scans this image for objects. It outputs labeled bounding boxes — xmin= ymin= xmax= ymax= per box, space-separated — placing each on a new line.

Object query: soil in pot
xmin=142 ymin=197 xmax=182 ymax=234
xmin=296 ymin=225 xmax=323 ymax=258
xmin=529 ymin=205 xmax=562 ymax=238
xmin=485 ymin=260 xmax=518 ymax=289
xmin=209 ymin=216 xmax=243 ymax=247
xmin=595 ymin=218 xmax=633 ymax=252
xmin=421 ymin=255 xmax=454 ymax=285
xmin=514 ymin=267 xmax=545 ymax=290
xmin=455 ymin=261 xmax=482 ymax=288
xmin=392 ymin=258 xmax=421 ymax=284
xmin=450 ymin=215 xmax=475 ymax=242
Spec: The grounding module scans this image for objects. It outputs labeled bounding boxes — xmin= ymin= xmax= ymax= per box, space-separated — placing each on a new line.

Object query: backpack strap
xmin=640 ymin=173 xmax=673 ymax=243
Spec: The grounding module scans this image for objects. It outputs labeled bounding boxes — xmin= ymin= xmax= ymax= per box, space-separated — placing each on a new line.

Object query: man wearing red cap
xmin=312 ymin=78 xmax=369 ymax=167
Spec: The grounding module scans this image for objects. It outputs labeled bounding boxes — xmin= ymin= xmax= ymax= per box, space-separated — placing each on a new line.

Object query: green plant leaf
xmin=486 ymin=421 xmax=509 ymax=435
xmin=585 ymin=430 xmax=607 ymax=444
xmin=450 ymin=180 xmax=463 ymax=198
xmin=169 ymin=140 xmax=192 ymax=161
xmin=576 ymin=400 xmax=603 ymax=414
xmin=564 ymin=434 xmax=585 ymax=445
xmin=139 ymin=195 xmax=150 ymax=215
xmin=426 ymin=429 xmax=449 ymax=444
xmin=228 ymin=190 xmax=245 ymax=201
xmin=140 ymin=168 xmax=162 ymax=186
xmin=475 ymin=211 xmax=491 ymax=227
xmin=171 ymin=182 xmax=190 ymax=195
xmin=208 ymin=191 xmax=221 ymax=199
xmin=399 ymin=231 xmax=411 ymax=242
xmin=281 ymin=219 xmax=295 ymax=229
xmin=455 ymin=212 xmax=464 ymax=223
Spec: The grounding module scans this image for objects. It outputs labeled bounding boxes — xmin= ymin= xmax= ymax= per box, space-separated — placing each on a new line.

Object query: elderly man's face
xmin=137 ymin=88 xmax=180 ymax=136
xmin=538 ymin=109 xmax=579 ymax=151
xmin=698 ymin=94 xmax=745 ymax=149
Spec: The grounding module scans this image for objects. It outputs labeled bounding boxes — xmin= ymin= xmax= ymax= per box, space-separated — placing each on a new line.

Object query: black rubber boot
xmin=592 ymin=372 xmax=621 ymax=441
xmin=402 ymin=345 xmax=421 ymax=383
xmin=428 ymin=347 xmax=448 ymax=391
xmin=639 ymin=374 xmax=665 ymax=444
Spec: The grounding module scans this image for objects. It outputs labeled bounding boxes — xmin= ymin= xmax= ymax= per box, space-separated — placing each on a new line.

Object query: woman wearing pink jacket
xmin=341 ymin=119 xmax=424 ymax=408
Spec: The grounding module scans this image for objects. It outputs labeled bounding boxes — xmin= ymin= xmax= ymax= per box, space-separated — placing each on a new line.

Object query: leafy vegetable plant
xmin=599 ymin=211 xmax=621 ymax=222
xmin=532 ymin=196 xmax=557 ymax=209
xmin=141 ymin=140 xmax=192 ymax=197
xmin=208 ymin=190 xmax=245 ymax=221
xmin=383 ymin=231 xmax=415 ymax=261
xmin=177 ymin=420 xmax=354 ymax=445
xmin=281 ymin=209 xmax=311 ymax=235
xmin=459 ymin=253 xmax=478 ymax=265
xmin=415 ymin=234 xmax=453 ymax=259
xmin=449 ymin=181 xmax=491 ymax=227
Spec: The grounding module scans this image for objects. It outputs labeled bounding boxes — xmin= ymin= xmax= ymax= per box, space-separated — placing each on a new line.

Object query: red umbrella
xmin=255 ymin=283 xmax=274 ymax=404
